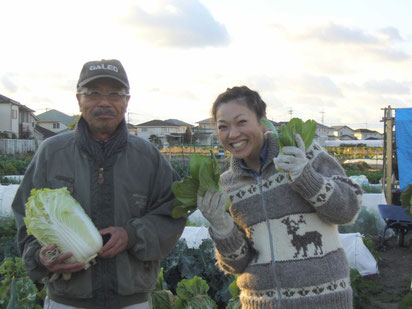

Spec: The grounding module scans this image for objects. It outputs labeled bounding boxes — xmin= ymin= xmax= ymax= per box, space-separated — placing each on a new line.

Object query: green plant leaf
xmin=172 ymin=177 xmax=199 ymax=206
xmin=228 ymin=278 xmax=239 ymax=298
xmin=301 ymin=120 xmax=317 ymax=149
xmin=172 ymin=152 xmax=229 ymax=218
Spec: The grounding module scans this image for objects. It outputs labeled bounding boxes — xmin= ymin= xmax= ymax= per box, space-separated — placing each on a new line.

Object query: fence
xmin=0 ymin=139 xmax=42 ymax=155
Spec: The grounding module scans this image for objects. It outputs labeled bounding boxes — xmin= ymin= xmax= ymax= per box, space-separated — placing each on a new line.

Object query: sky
xmin=2 ymin=0 xmax=412 ymax=133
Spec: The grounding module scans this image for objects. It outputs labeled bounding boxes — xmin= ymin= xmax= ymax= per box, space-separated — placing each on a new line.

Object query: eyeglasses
xmin=78 ymin=91 xmax=129 ymax=102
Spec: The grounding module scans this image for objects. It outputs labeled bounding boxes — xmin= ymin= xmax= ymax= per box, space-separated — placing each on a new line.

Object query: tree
xmin=183 ymin=127 xmax=192 ymax=144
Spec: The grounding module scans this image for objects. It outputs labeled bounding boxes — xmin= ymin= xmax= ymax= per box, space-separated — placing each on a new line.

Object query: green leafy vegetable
xmin=172 ymin=151 xmax=230 ymax=218
xmin=225 ymin=278 xmax=242 ymax=309
xmin=150 ymin=268 xmax=175 ymax=309
xmin=260 ymin=117 xmax=317 ymax=154
xmin=24 ymin=188 xmax=103 ymax=278
xmin=174 ymin=276 xmax=217 ymax=309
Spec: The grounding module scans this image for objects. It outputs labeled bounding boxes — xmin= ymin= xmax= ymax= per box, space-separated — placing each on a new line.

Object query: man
xmin=12 ymin=59 xmax=186 ymax=309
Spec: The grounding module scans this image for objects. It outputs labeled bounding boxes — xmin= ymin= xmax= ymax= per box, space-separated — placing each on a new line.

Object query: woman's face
xmin=216 ymin=100 xmax=266 ymax=164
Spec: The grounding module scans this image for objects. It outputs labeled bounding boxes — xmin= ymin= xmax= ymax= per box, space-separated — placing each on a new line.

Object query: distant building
xmin=135 ymin=119 xmax=189 ymax=147
xmin=0 ymin=94 xmax=37 ymax=138
xmin=332 ymin=126 xmax=356 ymax=139
xmin=194 ymin=118 xmax=217 ymax=145
xmin=354 ymin=128 xmax=383 ymax=140
xmin=36 ymin=109 xmax=76 ymax=133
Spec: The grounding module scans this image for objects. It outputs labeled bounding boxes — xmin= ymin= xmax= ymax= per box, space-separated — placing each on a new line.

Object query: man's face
xmin=76 ymin=78 xmax=130 ymax=140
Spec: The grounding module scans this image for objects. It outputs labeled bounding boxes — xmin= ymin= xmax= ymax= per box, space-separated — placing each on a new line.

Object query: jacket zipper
xmin=257 ymin=175 xmax=282 ymax=307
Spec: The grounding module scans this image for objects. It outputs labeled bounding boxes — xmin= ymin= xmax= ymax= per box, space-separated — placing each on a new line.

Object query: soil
xmin=363 ymin=233 xmax=412 ymax=308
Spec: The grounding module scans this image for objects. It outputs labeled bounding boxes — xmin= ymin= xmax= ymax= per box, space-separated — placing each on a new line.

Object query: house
xmin=33 ymin=125 xmax=57 ymax=140
xmin=339 ymin=134 xmax=358 ymax=141
xmin=194 ymin=118 xmax=218 ymax=145
xmin=354 ymin=129 xmax=383 ymax=140
xmin=332 ymin=126 xmax=356 ymax=140
xmin=135 ymin=119 xmax=188 ymax=147
xmin=36 ymin=109 xmax=76 ymax=133
xmin=316 ymin=123 xmax=335 ymax=144
xmin=127 ymin=123 xmax=138 ymax=136
xmin=0 ymin=94 xmax=37 ymax=138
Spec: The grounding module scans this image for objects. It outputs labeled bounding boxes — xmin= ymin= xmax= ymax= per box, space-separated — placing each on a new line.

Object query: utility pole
xmin=288 ymin=108 xmax=293 ymax=120
xmin=381 ymin=106 xmax=393 ymax=204
xmin=320 ymin=109 xmax=325 ymax=125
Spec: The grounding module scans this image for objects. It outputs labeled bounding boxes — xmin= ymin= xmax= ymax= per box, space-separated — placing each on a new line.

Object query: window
xmin=12 ymin=110 xmax=17 ymax=119
xmin=53 ymin=123 xmax=60 ymax=129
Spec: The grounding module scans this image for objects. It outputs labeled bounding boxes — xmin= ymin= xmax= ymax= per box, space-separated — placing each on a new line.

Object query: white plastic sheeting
xmin=339 ymin=233 xmax=379 ymax=276
xmin=0 ymin=184 xmax=19 ymax=218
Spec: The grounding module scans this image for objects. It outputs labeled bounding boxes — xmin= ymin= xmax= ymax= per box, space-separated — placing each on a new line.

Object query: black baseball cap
xmin=77 ymin=59 xmax=129 ymax=90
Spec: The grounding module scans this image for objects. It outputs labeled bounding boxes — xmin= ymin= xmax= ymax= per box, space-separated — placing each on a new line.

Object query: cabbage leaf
xmin=24 ymin=188 xmax=103 ymax=276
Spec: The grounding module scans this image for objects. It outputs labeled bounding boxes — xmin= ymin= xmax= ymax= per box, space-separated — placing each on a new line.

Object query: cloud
xmin=379 ymin=27 xmax=403 ymax=41
xmin=274 ymin=22 xmax=411 ymax=63
xmin=123 ymin=0 xmax=230 ymax=48
xmin=302 ymin=23 xmax=379 ymax=45
xmin=367 ymin=47 xmax=410 ymax=62
xmin=1 ymin=75 xmax=18 ymax=92
xmin=296 ymin=75 xmax=343 ymax=98
xmin=364 ymin=79 xmax=410 ymax=95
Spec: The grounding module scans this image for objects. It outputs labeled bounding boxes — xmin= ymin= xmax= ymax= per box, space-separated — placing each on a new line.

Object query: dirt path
xmin=364 ymin=234 xmax=412 ymax=308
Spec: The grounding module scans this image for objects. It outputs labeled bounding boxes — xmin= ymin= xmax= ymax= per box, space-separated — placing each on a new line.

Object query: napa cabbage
xmin=24 ymin=187 xmax=103 ymax=279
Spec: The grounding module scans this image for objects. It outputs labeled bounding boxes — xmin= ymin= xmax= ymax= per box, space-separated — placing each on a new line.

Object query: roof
xmin=197 ymin=118 xmax=215 ymax=124
xmin=127 ymin=123 xmax=138 ymax=129
xmin=34 ymin=125 xmax=56 ymax=139
xmin=0 ymin=94 xmax=35 ymax=112
xmin=332 ymin=125 xmax=354 ymax=131
xmin=136 ymin=119 xmax=180 ymax=127
xmin=355 ymin=128 xmax=380 ymax=133
xmin=36 ymin=109 xmax=76 ymax=127
xmin=0 ymin=94 xmax=21 ymax=105
xmin=164 ymin=119 xmax=193 ymax=126
xmin=316 ymin=123 xmax=334 ymax=130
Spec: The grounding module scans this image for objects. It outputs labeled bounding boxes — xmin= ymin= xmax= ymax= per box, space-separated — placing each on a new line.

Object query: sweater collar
xmin=230 ymin=136 xmax=279 ymax=176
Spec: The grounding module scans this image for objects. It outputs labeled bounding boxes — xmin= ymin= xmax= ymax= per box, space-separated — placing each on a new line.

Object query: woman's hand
xmin=273 ymin=134 xmax=308 ymax=180
xmin=197 ymin=190 xmax=234 ymax=238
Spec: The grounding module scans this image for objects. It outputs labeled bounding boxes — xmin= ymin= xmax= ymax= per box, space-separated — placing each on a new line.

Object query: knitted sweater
xmin=209 ymin=137 xmax=362 ymax=309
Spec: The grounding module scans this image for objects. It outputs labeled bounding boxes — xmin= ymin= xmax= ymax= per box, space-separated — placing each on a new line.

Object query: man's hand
xmin=273 ymin=134 xmax=308 ymax=180
xmin=98 ymin=226 xmax=128 ymax=258
xmin=39 ymin=244 xmax=85 ymax=274
xmin=197 ymin=190 xmax=234 ymax=238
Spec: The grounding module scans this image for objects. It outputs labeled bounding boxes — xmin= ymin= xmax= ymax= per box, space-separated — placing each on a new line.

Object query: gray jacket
xmin=12 ymin=120 xmax=186 ymax=308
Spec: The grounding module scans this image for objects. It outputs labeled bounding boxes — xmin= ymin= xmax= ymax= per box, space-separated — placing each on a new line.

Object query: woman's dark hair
xmin=211 ymin=86 xmax=267 ymax=120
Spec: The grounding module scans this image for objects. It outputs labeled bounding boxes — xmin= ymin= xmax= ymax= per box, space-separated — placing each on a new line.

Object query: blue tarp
xmin=395 ymin=108 xmax=412 ymax=191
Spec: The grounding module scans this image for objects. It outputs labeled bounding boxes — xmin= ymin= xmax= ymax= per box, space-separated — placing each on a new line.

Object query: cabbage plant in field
xmin=24 ymin=188 xmax=103 ymax=280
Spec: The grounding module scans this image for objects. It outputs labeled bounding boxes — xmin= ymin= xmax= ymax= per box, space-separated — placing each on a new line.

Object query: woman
xmin=198 ymin=86 xmax=362 ymax=308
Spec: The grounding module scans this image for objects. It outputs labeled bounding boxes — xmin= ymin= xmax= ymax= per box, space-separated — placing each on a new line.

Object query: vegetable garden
xmin=0 ymin=145 xmax=398 ymax=308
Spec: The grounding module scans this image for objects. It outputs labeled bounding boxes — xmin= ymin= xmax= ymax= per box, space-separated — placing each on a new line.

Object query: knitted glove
xmin=197 ymin=190 xmax=234 ymax=238
xmin=273 ymin=134 xmax=308 ymax=180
